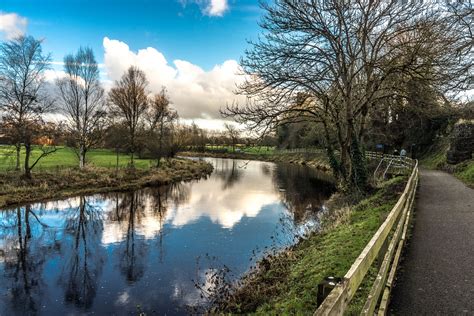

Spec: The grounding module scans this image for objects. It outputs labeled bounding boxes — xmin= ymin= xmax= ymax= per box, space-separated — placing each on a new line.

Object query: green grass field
xmin=0 ymin=145 xmax=155 ymax=171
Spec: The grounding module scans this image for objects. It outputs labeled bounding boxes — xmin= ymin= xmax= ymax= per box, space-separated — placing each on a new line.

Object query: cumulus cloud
xmin=0 ymin=12 xmax=27 ymax=39
xmin=103 ymin=37 xmax=245 ymax=123
xmin=179 ymin=0 xmax=229 ymax=17
xmin=205 ymin=0 xmax=229 ymax=16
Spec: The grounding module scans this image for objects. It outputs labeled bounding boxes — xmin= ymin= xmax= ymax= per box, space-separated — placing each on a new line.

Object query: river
xmin=0 ymin=157 xmax=334 ymax=315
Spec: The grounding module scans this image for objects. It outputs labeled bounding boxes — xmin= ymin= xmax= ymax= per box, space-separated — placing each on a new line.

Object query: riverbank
xmin=0 ymin=158 xmax=213 ymax=208
xmin=214 ymin=176 xmax=407 ymax=314
xmin=179 ymin=151 xmax=331 ymax=172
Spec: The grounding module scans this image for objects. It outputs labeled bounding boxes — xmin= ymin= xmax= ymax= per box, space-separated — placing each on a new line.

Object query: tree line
xmin=0 ymin=35 xmax=258 ymax=179
xmin=0 ymin=36 xmax=215 ymax=178
xmin=223 ymin=0 xmax=473 ymax=190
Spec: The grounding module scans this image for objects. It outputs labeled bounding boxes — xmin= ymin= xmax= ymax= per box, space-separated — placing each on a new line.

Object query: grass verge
xmin=0 ymin=158 xmax=213 ymax=208
xmin=215 ymin=176 xmax=407 ymax=315
xmin=453 ymin=159 xmax=474 ymax=187
xmin=420 ymin=138 xmax=474 ymax=187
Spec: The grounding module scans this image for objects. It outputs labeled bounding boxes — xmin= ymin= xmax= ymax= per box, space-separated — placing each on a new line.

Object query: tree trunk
xmin=116 ymin=148 xmax=119 ymax=170
xmin=24 ymin=143 xmax=32 ymax=179
xmin=157 ymin=122 xmax=164 ymax=168
xmin=79 ymin=144 xmax=85 ymax=169
xmin=15 ymin=143 xmax=21 ymax=171
xmin=130 ymin=132 xmax=135 ymax=167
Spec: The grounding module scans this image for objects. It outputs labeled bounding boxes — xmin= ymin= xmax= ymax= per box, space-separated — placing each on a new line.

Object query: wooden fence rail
xmin=314 ymin=159 xmax=419 ymax=316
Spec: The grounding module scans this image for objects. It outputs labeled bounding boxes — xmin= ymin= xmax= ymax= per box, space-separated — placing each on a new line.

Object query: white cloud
xmin=0 ymin=12 xmax=27 ymax=39
xmin=205 ymin=0 xmax=229 ymax=16
xmin=179 ymin=0 xmax=229 ymax=17
xmin=98 ymin=159 xmax=282 ymax=246
xmin=180 ymin=118 xmax=240 ymax=132
xmin=103 ymin=37 xmax=246 ymax=123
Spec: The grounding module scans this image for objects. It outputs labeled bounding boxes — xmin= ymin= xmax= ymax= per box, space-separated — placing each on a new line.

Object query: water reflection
xmin=61 ymin=197 xmax=105 ymax=308
xmin=274 ymin=162 xmax=334 ymax=224
xmin=0 ymin=206 xmax=50 ymax=314
xmin=0 ymin=158 xmax=334 ymax=315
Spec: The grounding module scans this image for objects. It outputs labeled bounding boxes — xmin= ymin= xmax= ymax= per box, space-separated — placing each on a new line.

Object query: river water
xmin=0 ymin=158 xmax=334 ymax=315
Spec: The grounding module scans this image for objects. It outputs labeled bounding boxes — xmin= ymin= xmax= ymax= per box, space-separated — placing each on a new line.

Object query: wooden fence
xmin=314 ymin=158 xmax=419 ymax=316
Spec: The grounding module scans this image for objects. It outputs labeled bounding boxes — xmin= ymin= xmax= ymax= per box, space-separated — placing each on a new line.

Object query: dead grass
xmin=0 ymin=158 xmax=213 ymax=208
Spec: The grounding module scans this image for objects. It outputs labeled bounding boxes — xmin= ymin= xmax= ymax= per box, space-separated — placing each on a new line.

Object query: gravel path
xmin=389 ymin=169 xmax=474 ymax=315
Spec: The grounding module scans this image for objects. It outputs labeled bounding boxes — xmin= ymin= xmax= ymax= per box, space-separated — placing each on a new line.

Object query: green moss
xmin=218 ymin=176 xmax=406 ymax=315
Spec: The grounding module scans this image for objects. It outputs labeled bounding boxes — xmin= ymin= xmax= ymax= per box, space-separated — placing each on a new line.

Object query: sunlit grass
xmin=219 ymin=176 xmax=407 ymax=314
xmin=0 ymin=145 xmax=154 ymax=171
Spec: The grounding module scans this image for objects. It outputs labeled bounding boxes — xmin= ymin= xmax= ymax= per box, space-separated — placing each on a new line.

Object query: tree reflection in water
xmin=273 ymin=163 xmax=335 ymax=224
xmin=145 ymin=183 xmax=189 ymax=262
xmin=113 ymin=191 xmax=148 ymax=283
xmin=107 ymin=184 xmax=189 ymax=283
xmin=0 ymin=158 xmax=335 ymax=315
xmin=60 ymin=196 xmax=105 ymax=309
xmin=265 ymin=163 xmax=336 ymax=247
xmin=213 ymin=159 xmax=243 ymax=190
xmin=0 ymin=205 xmax=52 ymax=314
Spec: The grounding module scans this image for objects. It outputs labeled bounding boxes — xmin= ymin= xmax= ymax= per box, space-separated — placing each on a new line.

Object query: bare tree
xmin=169 ymin=123 xmax=192 ymax=157
xmin=190 ymin=122 xmax=207 ymax=152
xmin=147 ymin=88 xmax=178 ymax=166
xmin=57 ymin=47 xmax=106 ymax=169
xmin=224 ymin=123 xmax=240 ymax=152
xmin=0 ymin=35 xmax=56 ymax=178
xmin=108 ymin=66 xmax=149 ymax=167
xmin=223 ymin=0 xmax=472 ymax=190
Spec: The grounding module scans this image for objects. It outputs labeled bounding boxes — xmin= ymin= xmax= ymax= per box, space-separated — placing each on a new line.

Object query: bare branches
xmin=0 ymin=35 xmax=54 ymax=178
xmin=146 ymin=88 xmax=178 ymax=166
xmin=224 ymin=0 xmax=472 ymax=188
xmin=56 ymin=47 xmax=106 ymax=168
xmin=108 ymin=66 xmax=149 ymax=166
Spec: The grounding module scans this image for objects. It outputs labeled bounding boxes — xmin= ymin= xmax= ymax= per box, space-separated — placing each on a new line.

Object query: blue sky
xmin=0 ymin=0 xmax=265 ymax=127
xmin=1 ymin=0 xmax=262 ymax=69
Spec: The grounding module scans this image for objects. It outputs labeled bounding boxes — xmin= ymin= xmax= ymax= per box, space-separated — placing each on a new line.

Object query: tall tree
xmin=108 ymin=66 xmax=148 ymax=167
xmin=223 ymin=0 xmax=471 ymax=190
xmin=146 ymin=88 xmax=178 ymax=167
xmin=57 ymin=47 xmax=106 ymax=169
xmin=189 ymin=122 xmax=207 ymax=152
xmin=224 ymin=123 xmax=240 ymax=152
xmin=0 ymin=35 xmax=56 ymax=178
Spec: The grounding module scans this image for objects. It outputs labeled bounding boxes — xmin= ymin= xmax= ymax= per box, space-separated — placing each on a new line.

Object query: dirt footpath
xmin=389 ymin=169 xmax=474 ymax=315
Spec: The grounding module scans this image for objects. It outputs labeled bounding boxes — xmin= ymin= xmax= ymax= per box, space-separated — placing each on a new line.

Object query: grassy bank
xmin=452 ymin=160 xmax=474 ymax=187
xmin=216 ymin=176 xmax=407 ymax=315
xmin=180 ymin=150 xmax=331 ymax=172
xmin=420 ymin=138 xmax=474 ymax=187
xmin=0 ymin=158 xmax=213 ymax=208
